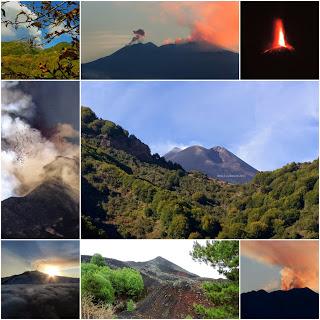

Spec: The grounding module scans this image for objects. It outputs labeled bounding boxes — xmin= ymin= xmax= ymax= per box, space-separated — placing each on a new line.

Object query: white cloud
xmin=1 ymin=2 xmax=42 ymax=42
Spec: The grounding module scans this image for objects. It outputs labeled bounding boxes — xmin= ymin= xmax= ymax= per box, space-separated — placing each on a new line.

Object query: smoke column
xmin=1 ymin=82 xmax=79 ymax=200
xmin=242 ymin=240 xmax=319 ymax=292
xmin=128 ymin=29 xmax=145 ymax=45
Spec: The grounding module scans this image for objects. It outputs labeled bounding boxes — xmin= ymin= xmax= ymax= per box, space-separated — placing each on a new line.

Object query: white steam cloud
xmin=1 ymin=82 xmax=79 ymax=200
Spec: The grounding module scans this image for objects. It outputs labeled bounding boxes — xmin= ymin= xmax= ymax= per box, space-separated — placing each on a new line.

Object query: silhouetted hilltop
xmin=82 ymin=41 xmax=239 ymax=79
xmin=241 ymin=287 xmax=319 ymax=319
xmin=2 ymin=270 xmax=79 ymax=285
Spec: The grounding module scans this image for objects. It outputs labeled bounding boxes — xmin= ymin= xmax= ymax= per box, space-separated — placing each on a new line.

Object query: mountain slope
xmin=1 ymin=270 xmax=79 ymax=285
xmin=241 ymin=288 xmax=319 ymax=319
xmin=82 ymin=41 xmax=239 ymax=79
xmin=164 ymin=145 xmax=258 ymax=184
xmin=82 ymin=255 xmax=219 ymax=319
xmin=81 ymin=107 xmax=319 ymax=239
xmin=1 ymin=156 xmax=79 ymax=239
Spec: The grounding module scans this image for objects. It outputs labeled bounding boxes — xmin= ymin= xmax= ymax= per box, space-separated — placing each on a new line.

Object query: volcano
xmin=81 ymin=41 xmax=239 ymax=79
xmin=164 ymin=145 xmax=258 ymax=184
xmin=1 ymin=156 xmax=79 ymax=239
xmin=82 ymin=255 xmax=223 ymax=319
xmin=264 ymin=19 xmax=294 ymax=54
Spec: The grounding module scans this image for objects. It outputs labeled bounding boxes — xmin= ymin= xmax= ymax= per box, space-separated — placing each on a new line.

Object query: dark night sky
xmin=241 ymin=1 xmax=319 ymax=79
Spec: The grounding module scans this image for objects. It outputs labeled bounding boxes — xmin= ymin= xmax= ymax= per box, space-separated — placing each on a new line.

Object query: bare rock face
xmin=165 ymin=145 xmax=258 ymax=184
xmin=1 ymin=156 xmax=79 ymax=239
xmin=99 ymin=133 xmax=153 ymax=163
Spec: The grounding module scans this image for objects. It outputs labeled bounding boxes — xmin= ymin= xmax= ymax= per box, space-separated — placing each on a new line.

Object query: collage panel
xmin=81 ymin=239 xmax=239 ymax=319
xmin=81 ymin=80 xmax=318 ymax=240
xmin=1 ymin=81 xmax=80 ymax=239
xmin=240 ymin=1 xmax=319 ymax=79
xmin=1 ymin=1 xmax=80 ymax=80
xmin=240 ymin=240 xmax=319 ymax=319
xmin=1 ymin=240 xmax=80 ymax=319
xmin=81 ymin=1 xmax=239 ymax=79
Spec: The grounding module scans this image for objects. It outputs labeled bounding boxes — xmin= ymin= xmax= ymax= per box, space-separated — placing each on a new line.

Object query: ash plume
xmin=161 ymin=2 xmax=239 ymax=52
xmin=242 ymin=240 xmax=319 ymax=292
xmin=128 ymin=29 xmax=145 ymax=45
xmin=1 ymin=82 xmax=79 ymax=200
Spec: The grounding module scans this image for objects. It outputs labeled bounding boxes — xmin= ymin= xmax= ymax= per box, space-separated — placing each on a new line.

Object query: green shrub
xmin=91 ymin=253 xmax=106 ymax=267
xmin=81 ymin=272 xmax=115 ymax=303
xmin=126 ymin=299 xmax=136 ymax=312
xmin=110 ymin=268 xmax=144 ymax=298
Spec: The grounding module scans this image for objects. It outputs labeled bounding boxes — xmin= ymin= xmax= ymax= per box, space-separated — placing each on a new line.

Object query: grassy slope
xmin=81 ymin=107 xmax=319 ymax=239
xmin=1 ymin=41 xmax=79 ymax=79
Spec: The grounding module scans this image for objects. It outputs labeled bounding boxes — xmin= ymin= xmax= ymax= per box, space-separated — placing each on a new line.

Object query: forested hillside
xmin=2 ymin=41 xmax=79 ymax=79
xmin=81 ymin=107 xmax=319 ymax=239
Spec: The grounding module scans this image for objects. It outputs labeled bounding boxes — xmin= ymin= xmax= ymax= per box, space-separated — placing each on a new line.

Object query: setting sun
xmin=43 ymin=265 xmax=60 ymax=277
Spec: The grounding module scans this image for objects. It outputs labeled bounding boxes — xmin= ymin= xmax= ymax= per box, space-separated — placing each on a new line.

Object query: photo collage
xmin=1 ymin=1 xmax=319 ymax=319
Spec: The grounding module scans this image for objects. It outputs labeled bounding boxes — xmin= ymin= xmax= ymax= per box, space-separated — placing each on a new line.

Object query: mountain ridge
xmin=241 ymin=287 xmax=319 ymax=319
xmin=82 ymin=254 xmax=220 ymax=319
xmin=82 ymin=41 xmax=239 ymax=79
xmin=1 ymin=270 xmax=79 ymax=285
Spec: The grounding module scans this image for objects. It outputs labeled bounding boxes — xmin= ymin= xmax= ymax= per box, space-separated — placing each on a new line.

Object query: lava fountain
xmin=264 ymin=18 xmax=294 ymax=53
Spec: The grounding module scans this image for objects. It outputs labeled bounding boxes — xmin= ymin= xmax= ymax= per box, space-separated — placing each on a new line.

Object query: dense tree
xmin=191 ymin=241 xmax=239 ymax=319
xmin=91 ymin=253 xmax=106 ymax=267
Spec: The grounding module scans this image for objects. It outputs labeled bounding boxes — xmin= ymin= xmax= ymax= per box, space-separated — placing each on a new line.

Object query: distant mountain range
xmin=82 ymin=255 xmax=220 ymax=318
xmin=82 ymin=41 xmax=239 ymax=79
xmin=164 ymin=145 xmax=258 ymax=184
xmin=2 ymin=270 xmax=79 ymax=285
xmin=1 ymin=156 xmax=79 ymax=239
xmin=241 ymin=288 xmax=319 ymax=319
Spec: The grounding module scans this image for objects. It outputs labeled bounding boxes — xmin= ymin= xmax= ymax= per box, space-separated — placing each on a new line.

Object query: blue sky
xmin=2 ymin=241 xmax=79 ymax=278
xmin=2 ymin=1 xmax=78 ymax=48
xmin=82 ymin=81 xmax=319 ymax=171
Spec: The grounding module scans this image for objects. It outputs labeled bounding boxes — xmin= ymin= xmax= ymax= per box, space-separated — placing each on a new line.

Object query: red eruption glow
xmin=160 ymin=2 xmax=239 ymax=52
xmin=264 ymin=18 xmax=294 ymax=53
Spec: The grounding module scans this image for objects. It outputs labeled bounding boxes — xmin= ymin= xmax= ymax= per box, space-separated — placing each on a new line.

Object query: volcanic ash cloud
xmin=242 ymin=240 xmax=319 ymax=292
xmin=161 ymin=2 xmax=239 ymax=52
xmin=1 ymin=82 xmax=79 ymax=200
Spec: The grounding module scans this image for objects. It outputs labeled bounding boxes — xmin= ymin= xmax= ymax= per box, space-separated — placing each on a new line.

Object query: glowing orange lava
xmin=264 ymin=18 xmax=294 ymax=53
